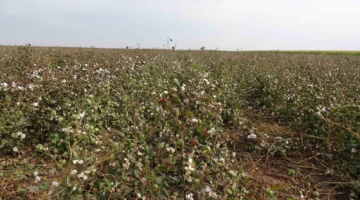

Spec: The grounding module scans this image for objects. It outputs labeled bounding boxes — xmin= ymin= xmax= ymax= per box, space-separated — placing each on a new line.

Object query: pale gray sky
xmin=1 ymin=0 xmax=360 ymax=50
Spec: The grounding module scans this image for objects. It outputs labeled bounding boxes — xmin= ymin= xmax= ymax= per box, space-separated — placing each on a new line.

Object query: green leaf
xmin=350 ymin=190 xmax=357 ymax=197
xmin=270 ymin=186 xmax=278 ymax=191
xmin=11 ymin=132 xmax=18 ymax=138
xmin=227 ymin=170 xmax=237 ymax=178
xmin=176 ymin=139 xmax=184 ymax=147
xmin=226 ymin=189 xmax=233 ymax=195
xmin=185 ymin=110 xmax=193 ymax=119
xmin=193 ymin=64 xmax=198 ymax=69
xmin=265 ymin=189 xmax=275 ymax=199
xmin=108 ymin=153 xmax=115 ymax=161
xmin=17 ymin=187 xmax=26 ymax=195
xmin=51 ymin=133 xmax=60 ymax=143
xmin=17 ymin=117 xmax=28 ymax=126
xmin=27 ymin=185 xmax=39 ymax=193
xmin=205 ymin=145 xmax=212 ymax=155
xmin=351 ymin=180 xmax=360 ymax=188
xmin=134 ymin=169 xmax=141 ymax=178
xmin=39 ymin=182 xmax=49 ymax=192
xmin=171 ymin=95 xmax=180 ymax=104
xmin=155 ymin=176 xmax=163 ymax=184
xmin=49 ymin=167 xmax=56 ymax=174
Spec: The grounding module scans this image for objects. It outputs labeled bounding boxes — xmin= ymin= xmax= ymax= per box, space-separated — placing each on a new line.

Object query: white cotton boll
xmin=34 ymin=171 xmax=38 ymax=176
xmin=95 ymin=149 xmax=101 ymax=152
xmin=188 ymin=158 xmax=193 ymax=164
xmin=13 ymin=147 xmax=18 ymax=152
xmin=219 ymin=158 xmax=225 ymax=163
xmin=208 ymin=128 xmax=216 ymax=134
xmin=73 ymin=159 xmax=79 ymax=164
xmin=32 ymin=102 xmax=39 ymax=107
xmin=191 ymin=118 xmax=198 ymax=123
xmin=351 ymin=148 xmax=357 ymax=153
xmin=186 ymin=193 xmax=194 ymax=200
xmin=21 ymin=134 xmax=26 ymax=139
xmin=35 ymin=176 xmax=41 ymax=182
xmin=78 ymin=160 xmax=84 ymax=165
xmin=247 ymin=133 xmax=257 ymax=139
xmin=72 ymin=186 xmax=77 ymax=191
xmin=300 ymin=191 xmax=305 ymax=199
xmin=170 ymin=147 xmax=175 ymax=153
xmin=77 ymin=172 xmax=84 ymax=179
xmin=205 ymin=186 xmax=212 ymax=193
xmin=28 ymin=83 xmax=34 ymax=90
xmin=232 ymin=152 xmax=236 ymax=158
xmin=52 ymin=181 xmax=59 ymax=187
xmin=62 ymin=79 xmax=67 ymax=83
xmin=181 ymin=86 xmax=186 ymax=91
xmin=137 ymin=193 xmax=142 ymax=198
xmin=70 ymin=170 xmax=77 ymax=175
xmin=204 ymin=78 xmax=210 ymax=85
xmin=164 ymin=91 xmax=168 ymax=94
xmin=48 ymin=190 xmax=54 ymax=196
xmin=79 ymin=112 xmax=86 ymax=118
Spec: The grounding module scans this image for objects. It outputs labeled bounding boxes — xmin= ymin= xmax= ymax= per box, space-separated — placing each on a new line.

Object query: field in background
xmin=0 ymin=46 xmax=359 ymax=199
xmin=275 ymin=50 xmax=360 ymax=55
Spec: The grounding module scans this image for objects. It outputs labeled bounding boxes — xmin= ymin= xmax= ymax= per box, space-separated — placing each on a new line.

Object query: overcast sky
xmin=1 ymin=0 xmax=360 ymax=50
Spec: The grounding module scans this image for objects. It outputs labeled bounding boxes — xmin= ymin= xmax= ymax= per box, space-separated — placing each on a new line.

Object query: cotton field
xmin=0 ymin=46 xmax=359 ymax=199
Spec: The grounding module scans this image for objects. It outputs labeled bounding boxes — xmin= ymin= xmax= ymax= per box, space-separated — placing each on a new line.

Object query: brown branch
xmin=317 ymin=114 xmax=360 ymax=142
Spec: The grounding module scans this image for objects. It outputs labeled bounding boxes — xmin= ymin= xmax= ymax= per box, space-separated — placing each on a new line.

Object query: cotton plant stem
xmin=317 ymin=114 xmax=360 ymax=142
